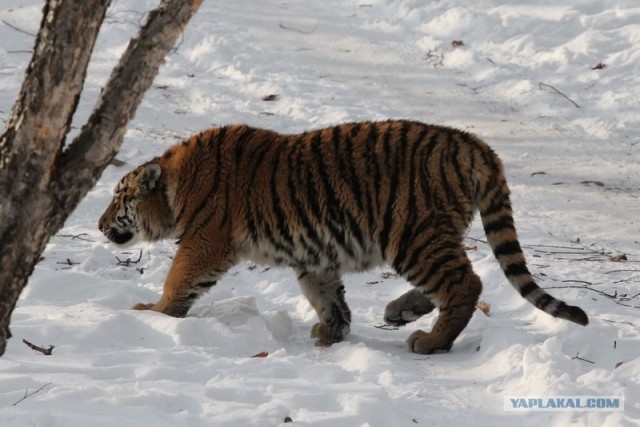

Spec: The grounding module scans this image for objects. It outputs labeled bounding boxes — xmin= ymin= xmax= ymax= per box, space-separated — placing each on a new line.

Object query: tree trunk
xmin=0 ymin=0 xmax=202 ymax=356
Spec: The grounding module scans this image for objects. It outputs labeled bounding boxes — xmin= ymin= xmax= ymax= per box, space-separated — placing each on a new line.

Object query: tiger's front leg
xmin=295 ymin=270 xmax=351 ymax=346
xmin=133 ymin=241 xmax=234 ymax=317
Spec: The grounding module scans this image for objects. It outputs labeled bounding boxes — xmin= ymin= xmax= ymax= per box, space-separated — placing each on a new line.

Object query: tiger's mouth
xmin=103 ymin=228 xmax=135 ymax=245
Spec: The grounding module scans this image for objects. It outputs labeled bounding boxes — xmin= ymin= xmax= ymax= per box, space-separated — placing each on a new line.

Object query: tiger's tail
xmin=474 ymin=148 xmax=588 ymax=326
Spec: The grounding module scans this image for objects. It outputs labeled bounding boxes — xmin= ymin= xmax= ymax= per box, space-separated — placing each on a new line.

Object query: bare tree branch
xmin=0 ymin=0 xmax=202 ymax=356
xmin=0 ymin=0 xmax=112 ymax=357
xmin=53 ymin=0 xmax=203 ymax=221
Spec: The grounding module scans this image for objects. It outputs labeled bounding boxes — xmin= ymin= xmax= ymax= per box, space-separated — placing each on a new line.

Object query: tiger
xmin=98 ymin=120 xmax=588 ymax=354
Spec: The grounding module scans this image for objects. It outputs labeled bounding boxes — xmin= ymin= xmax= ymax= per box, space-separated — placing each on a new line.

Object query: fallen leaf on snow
xmin=477 ymin=301 xmax=491 ymax=316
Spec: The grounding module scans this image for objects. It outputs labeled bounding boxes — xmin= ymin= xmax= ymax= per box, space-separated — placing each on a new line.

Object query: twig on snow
xmin=375 ymin=324 xmax=399 ymax=331
xmin=57 ymin=233 xmax=95 ymax=242
xmin=544 ymin=285 xmax=640 ymax=309
xmin=560 ymin=279 xmax=594 ymax=286
xmin=22 ymin=339 xmax=54 ymax=355
xmin=279 ymin=22 xmax=318 ymax=35
xmin=55 ymin=258 xmax=79 ymax=266
xmin=602 ymin=318 xmax=636 ymax=327
xmin=12 ymin=382 xmax=52 ymax=406
xmin=539 ymin=82 xmax=580 ymax=108
xmin=605 ymin=269 xmax=640 ymax=274
xmin=571 ymin=353 xmax=594 ymax=364
xmin=423 ymin=49 xmax=444 ymax=68
xmin=1 ymin=19 xmax=36 ymax=37
xmin=116 ymin=249 xmax=143 ymax=266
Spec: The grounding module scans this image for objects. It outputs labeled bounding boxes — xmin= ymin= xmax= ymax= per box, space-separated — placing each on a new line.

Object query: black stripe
xmin=420 ymin=130 xmax=442 ymax=210
xmin=535 ymin=293 xmax=554 ymax=310
xmin=287 ymin=138 xmax=328 ymax=263
xmin=261 ymin=220 xmax=295 ymax=258
xmin=331 ymin=127 xmax=368 ymax=249
xmin=196 ymin=281 xmax=217 ymax=289
xmin=343 ymin=124 xmax=365 ymax=211
xmin=310 ymin=132 xmax=355 ymax=258
xmin=504 ymin=262 xmax=530 ymax=277
xmin=333 ymin=123 xmax=369 ymax=249
xmin=305 ymin=135 xmax=325 ymax=220
xmin=392 ymin=214 xmax=433 ymax=273
xmin=346 ymin=124 xmax=366 ymax=211
xmin=407 ymin=125 xmax=427 ymax=210
xmin=245 ymin=141 xmax=295 ymax=258
xmin=467 ymin=141 xmax=500 ymax=202
xmin=481 ymin=193 xmax=511 ymax=217
xmin=361 ymin=123 xmax=379 ymax=234
xmin=175 ymin=133 xmax=207 ymax=224
xmin=181 ymin=127 xmax=227 ymax=233
xmin=235 ymin=126 xmax=257 ymax=161
xmin=519 ymin=281 xmax=538 ymax=297
xmin=437 ymin=138 xmax=456 ymax=206
xmin=300 ymin=132 xmax=338 ymax=264
xmin=379 ymin=122 xmax=406 ymax=255
xmin=244 ymin=138 xmax=275 ymax=243
xmin=270 ymin=143 xmax=296 ymax=251
xmin=551 ymin=301 xmax=567 ymax=317
xmin=405 ymin=239 xmax=458 ymax=287
xmin=468 ymin=145 xmax=477 ymax=197
xmin=284 ymin=139 xmax=322 ymax=264
xmin=420 ymin=251 xmax=460 ymax=290
xmin=368 ymin=124 xmax=383 ymax=216
xmin=449 ymin=133 xmax=470 ymax=199
xmin=246 ymin=139 xmax=273 ymax=188
xmin=483 ymin=215 xmax=515 ymax=234
xmin=199 ymin=181 xmax=230 ymax=232
xmin=392 ymin=127 xmax=426 ymax=269
xmin=493 ymin=240 xmax=522 ymax=257
xmin=402 ymin=230 xmax=450 ymax=277
xmin=569 ymin=305 xmax=588 ymax=325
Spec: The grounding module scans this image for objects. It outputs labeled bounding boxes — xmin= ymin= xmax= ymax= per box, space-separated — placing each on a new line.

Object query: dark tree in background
xmin=0 ymin=0 xmax=202 ymax=356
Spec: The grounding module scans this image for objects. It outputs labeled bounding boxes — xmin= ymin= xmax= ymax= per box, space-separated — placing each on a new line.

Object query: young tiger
xmin=98 ymin=120 xmax=588 ymax=354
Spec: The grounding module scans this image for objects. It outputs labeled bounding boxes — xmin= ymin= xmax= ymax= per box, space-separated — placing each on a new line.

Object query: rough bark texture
xmin=0 ymin=0 xmax=202 ymax=356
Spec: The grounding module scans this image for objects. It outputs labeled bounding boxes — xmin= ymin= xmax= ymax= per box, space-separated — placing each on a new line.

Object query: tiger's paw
xmin=406 ymin=330 xmax=452 ymax=355
xmin=384 ymin=290 xmax=436 ymax=326
xmin=311 ymin=321 xmax=350 ymax=347
xmin=131 ymin=301 xmax=189 ymax=318
xmin=132 ymin=302 xmax=155 ymax=311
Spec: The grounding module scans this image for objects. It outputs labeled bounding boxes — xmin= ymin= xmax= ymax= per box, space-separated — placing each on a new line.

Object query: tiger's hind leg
xmin=295 ymin=269 xmax=351 ymax=346
xmin=398 ymin=244 xmax=482 ymax=354
xmin=384 ymin=289 xmax=436 ymax=326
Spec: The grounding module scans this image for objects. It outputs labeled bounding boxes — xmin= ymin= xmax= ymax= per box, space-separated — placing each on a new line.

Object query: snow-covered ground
xmin=1 ymin=0 xmax=639 ymax=425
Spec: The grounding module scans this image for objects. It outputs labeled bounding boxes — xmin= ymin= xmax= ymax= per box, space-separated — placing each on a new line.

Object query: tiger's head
xmin=98 ymin=162 xmax=175 ymax=246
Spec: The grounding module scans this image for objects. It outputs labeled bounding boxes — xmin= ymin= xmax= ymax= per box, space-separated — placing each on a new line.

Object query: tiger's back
xmin=99 ymin=119 xmax=587 ymax=354
xmin=172 ymin=121 xmax=479 ymax=271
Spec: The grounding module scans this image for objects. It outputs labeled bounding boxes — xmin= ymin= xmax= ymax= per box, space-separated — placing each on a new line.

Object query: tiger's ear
xmin=138 ymin=163 xmax=162 ymax=192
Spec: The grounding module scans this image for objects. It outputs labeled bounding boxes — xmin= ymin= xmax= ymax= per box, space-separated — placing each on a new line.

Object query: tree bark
xmin=0 ymin=0 xmax=202 ymax=356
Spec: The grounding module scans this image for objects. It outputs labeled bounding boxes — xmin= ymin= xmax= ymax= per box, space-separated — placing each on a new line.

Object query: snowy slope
xmin=1 ymin=0 xmax=639 ymax=426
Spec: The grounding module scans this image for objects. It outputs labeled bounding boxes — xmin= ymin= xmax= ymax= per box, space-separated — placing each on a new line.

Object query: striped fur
xmin=98 ymin=120 xmax=588 ymax=354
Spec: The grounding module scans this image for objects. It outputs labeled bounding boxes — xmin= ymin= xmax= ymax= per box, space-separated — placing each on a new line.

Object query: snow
xmin=1 ymin=0 xmax=639 ymax=425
